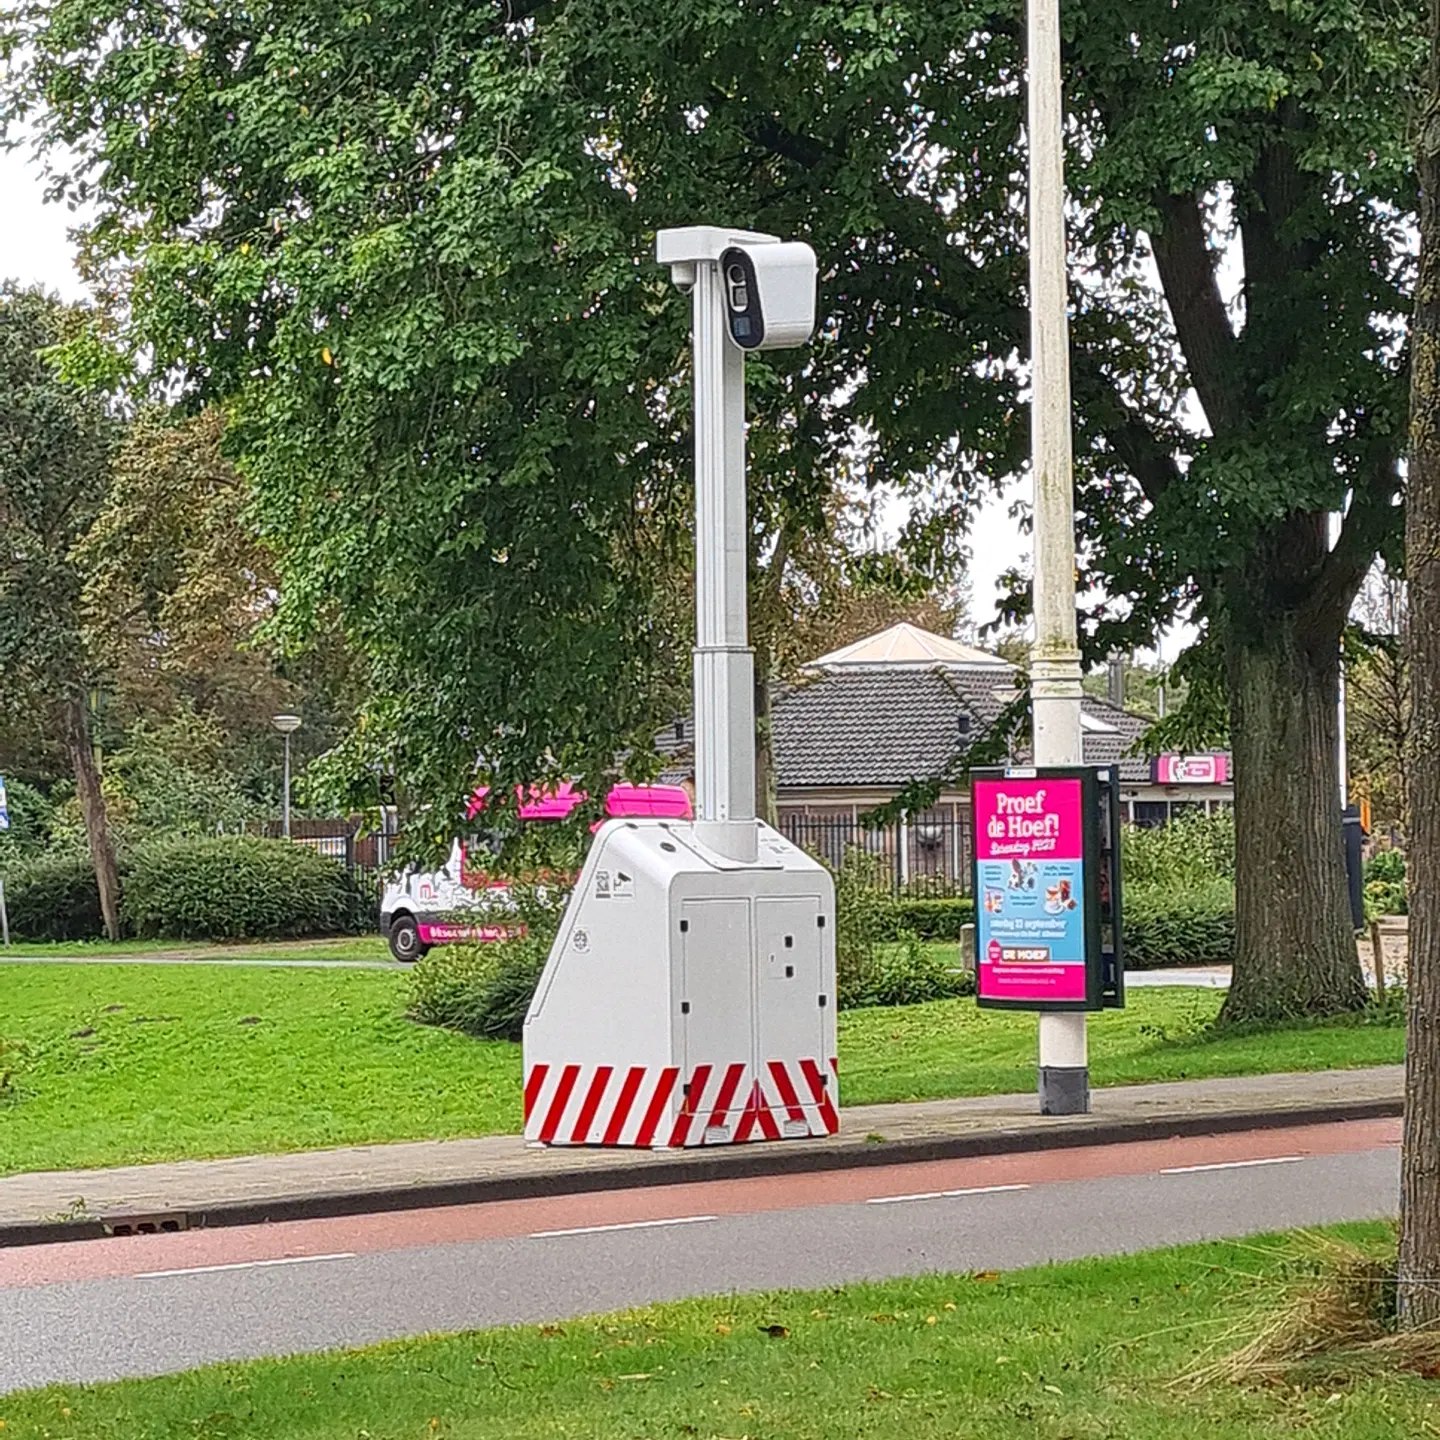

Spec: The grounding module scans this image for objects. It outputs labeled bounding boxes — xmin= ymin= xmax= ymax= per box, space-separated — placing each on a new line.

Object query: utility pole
xmin=1027 ymin=0 xmax=1089 ymax=1114
xmin=1331 ymin=511 xmax=1351 ymax=809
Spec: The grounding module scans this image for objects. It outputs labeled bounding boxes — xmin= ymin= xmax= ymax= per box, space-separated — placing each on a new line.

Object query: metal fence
xmin=778 ymin=813 xmax=972 ymax=897
xmin=261 ymin=819 xmax=399 ymax=899
xmin=269 ymin=813 xmax=974 ymax=899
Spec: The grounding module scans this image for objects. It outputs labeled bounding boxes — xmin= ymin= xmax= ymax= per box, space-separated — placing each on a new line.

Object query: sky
xmin=0 ymin=144 xmax=1036 ymax=637
xmin=1 ymin=145 xmax=87 ymax=301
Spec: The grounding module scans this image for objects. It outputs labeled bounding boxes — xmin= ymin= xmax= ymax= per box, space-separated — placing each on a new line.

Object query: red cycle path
xmin=0 ymin=1117 xmax=1399 ymax=1292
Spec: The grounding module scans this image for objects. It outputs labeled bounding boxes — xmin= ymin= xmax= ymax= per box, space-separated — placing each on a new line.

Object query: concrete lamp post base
xmin=1039 ymin=1066 xmax=1091 ymax=1116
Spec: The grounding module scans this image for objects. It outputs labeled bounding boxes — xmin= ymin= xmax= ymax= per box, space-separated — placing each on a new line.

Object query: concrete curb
xmin=0 ymin=1093 xmax=1401 ymax=1250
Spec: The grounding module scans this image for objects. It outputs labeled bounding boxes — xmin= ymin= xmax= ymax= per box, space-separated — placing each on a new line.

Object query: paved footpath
xmin=0 ymin=1064 xmax=1401 ymax=1246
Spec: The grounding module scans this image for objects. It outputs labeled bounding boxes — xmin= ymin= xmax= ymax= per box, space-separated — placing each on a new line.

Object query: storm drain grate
xmin=102 ymin=1212 xmax=190 ymax=1237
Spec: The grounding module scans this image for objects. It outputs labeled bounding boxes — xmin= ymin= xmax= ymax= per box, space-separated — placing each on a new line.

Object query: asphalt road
xmin=1 ymin=1119 xmax=1399 ymax=1394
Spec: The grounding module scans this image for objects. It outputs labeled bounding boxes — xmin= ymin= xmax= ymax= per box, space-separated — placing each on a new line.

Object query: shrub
xmin=124 ymin=836 xmax=363 ymax=940
xmin=877 ymin=896 xmax=974 ymax=941
xmin=408 ymin=934 xmax=551 ymax=1041
xmin=1122 ymin=880 xmax=1235 ymax=969
xmin=0 ymin=779 xmax=55 ymax=865
xmin=851 ymin=931 xmax=975 ymax=1009
xmin=1122 ymin=810 xmax=1235 ymax=889
xmin=1364 ymin=878 xmax=1407 ymax=919
xmin=408 ymin=881 xmax=565 ymax=1040
xmin=833 ymin=848 xmax=891 ymax=1009
xmin=896 ymin=873 xmax=959 ymax=900
xmin=5 ymin=851 xmax=109 ymax=941
xmin=1364 ymin=849 xmax=1406 ymax=886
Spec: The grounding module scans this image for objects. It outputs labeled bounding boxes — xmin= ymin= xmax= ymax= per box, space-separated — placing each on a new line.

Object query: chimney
xmin=1107 ymin=653 xmax=1125 ymax=708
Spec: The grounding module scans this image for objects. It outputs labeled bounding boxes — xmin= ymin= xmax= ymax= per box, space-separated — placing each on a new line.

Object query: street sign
xmin=0 ymin=775 xmax=10 ymax=831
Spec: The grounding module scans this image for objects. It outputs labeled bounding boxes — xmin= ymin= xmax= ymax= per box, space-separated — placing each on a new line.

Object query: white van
xmin=379 ymin=781 xmax=692 ymax=962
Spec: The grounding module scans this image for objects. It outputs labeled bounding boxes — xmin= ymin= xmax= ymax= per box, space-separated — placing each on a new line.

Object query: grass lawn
xmin=842 ymin=984 xmax=1404 ymax=1105
xmin=2 ymin=1226 xmax=1426 ymax=1437
xmin=2 ymin=935 xmax=391 ymax=961
xmin=0 ymin=964 xmax=517 ymax=1174
xmin=0 ymin=962 xmax=1404 ymax=1175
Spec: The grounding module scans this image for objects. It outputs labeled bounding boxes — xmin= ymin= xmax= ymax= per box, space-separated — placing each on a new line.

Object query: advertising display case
xmin=971 ymin=766 xmax=1124 ymax=1013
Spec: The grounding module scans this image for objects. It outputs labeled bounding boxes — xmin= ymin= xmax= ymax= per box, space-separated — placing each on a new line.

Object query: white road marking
xmin=529 ymin=1215 xmax=717 ymax=1239
xmin=137 ymin=1252 xmax=356 ymax=1279
xmin=1160 ymin=1155 xmax=1304 ymax=1176
xmin=867 ymin=1183 xmax=1031 ymax=1205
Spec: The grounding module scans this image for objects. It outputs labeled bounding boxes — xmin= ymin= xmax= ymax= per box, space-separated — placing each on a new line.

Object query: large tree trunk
xmin=1399 ymin=0 xmax=1440 ymax=1330
xmin=1218 ymin=613 xmax=1366 ymax=1024
xmin=62 ymin=690 xmax=122 ymax=942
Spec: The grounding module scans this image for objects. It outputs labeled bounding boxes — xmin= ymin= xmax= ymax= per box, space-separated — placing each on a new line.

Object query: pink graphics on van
xmin=465 ymin=782 xmax=693 ymax=826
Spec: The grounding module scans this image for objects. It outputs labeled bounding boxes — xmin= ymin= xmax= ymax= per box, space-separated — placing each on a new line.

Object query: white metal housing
xmin=523 ymin=818 xmax=837 ymax=1146
xmin=718 ymin=242 xmax=817 ymax=351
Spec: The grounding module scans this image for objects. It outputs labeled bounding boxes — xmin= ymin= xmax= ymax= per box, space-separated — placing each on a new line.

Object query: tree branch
xmin=1148 ymin=190 xmax=1245 ymax=435
xmin=736 ymin=97 xmax=1185 ymax=509
xmin=1068 ymin=358 xmax=1183 ymax=504
xmin=1308 ymin=450 xmax=1404 ymax=632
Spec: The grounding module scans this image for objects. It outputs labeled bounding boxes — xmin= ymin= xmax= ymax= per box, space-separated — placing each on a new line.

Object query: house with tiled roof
xmin=660 ymin=623 xmax=1232 ymax=890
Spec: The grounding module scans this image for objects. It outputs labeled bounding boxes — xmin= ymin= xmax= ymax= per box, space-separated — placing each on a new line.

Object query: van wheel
xmin=388 ymin=916 xmax=428 ymax=964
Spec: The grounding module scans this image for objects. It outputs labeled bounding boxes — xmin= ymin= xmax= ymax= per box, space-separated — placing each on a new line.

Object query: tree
xmin=78 ymin=408 xmax=287 ymax=736
xmin=0 ymin=286 xmax=122 ymax=936
xmin=1399 ymin=0 xmax=1440 ymax=1332
xmin=77 ymin=406 xmax=361 ymax=807
xmin=7 ymin=0 xmax=1419 ymax=1015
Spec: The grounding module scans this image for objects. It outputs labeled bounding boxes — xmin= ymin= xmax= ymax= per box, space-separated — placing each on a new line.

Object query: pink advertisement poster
xmin=974 ymin=776 xmax=1089 ymax=1005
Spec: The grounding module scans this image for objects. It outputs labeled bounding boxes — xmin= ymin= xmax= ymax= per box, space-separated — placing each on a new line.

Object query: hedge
xmin=4 ymin=851 xmax=109 ymax=942
xmin=1121 ymin=882 xmax=1235 ymax=970
xmin=124 ymin=836 xmax=367 ymax=940
xmin=877 ymin=896 xmax=974 ymax=941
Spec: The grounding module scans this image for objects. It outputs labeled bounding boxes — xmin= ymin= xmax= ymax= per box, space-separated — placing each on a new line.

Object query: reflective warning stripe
xmin=633 ymin=1066 xmax=680 ymax=1147
xmin=523 ymin=1063 xmax=550 ymax=1127
xmin=668 ymin=1063 xmax=713 ymax=1147
xmin=733 ymin=1080 xmax=781 ymax=1143
xmin=601 ymin=1066 xmax=648 ymax=1146
xmin=523 ymin=1058 xmax=837 ymax=1147
xmin=799 ymin=1057 xmax=839 ymax=1135
xmin=704 ymin=1063 xmax=746 ymax=1132
xmin=767 ymin=1060 xmax=808 ymax=1125
xmin=538 ymin=1064 xmax=581 ymax=1144
xmin=570 ymin=1065 xmax=613 ymax=1144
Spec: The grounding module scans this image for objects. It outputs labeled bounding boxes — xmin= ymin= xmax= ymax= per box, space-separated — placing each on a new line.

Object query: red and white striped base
xmin=524 ymin=1057 xmax=839 ymax=1147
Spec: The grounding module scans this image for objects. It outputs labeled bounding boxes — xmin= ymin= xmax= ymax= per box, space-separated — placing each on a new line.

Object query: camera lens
xmin=727 ymin=264 xmax=746 ymax=285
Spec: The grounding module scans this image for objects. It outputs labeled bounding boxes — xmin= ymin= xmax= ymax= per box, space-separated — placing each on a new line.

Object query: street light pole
xmin=272 ymin=714 xmax=302 ymax=840
xmin=1027 ymin=0 xmax=1089 ymax=1114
